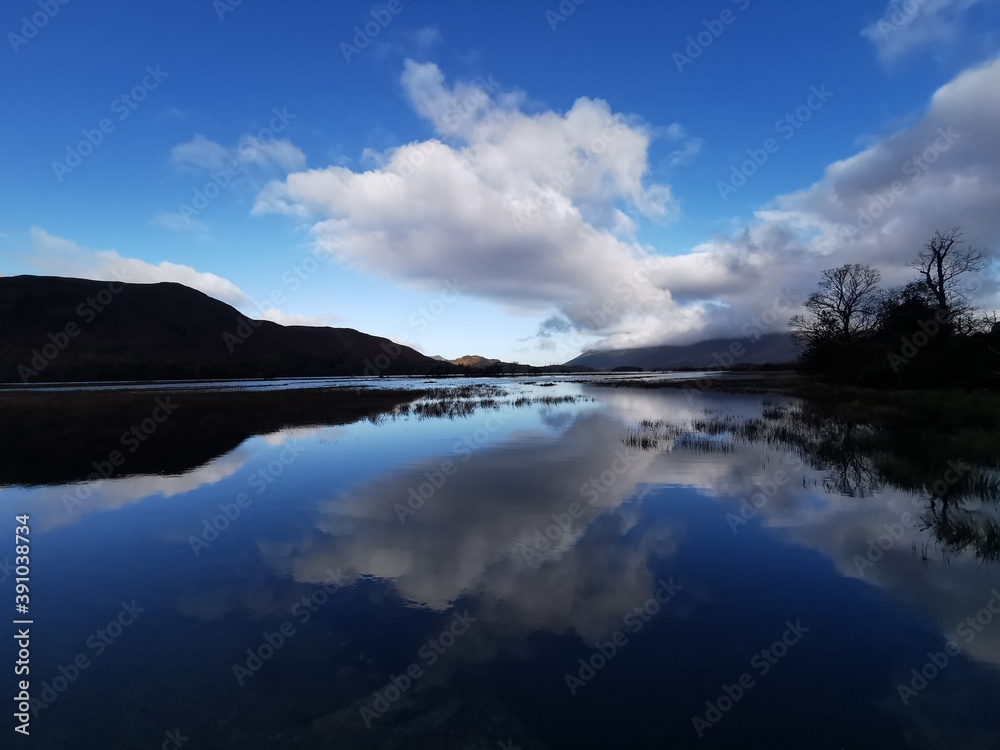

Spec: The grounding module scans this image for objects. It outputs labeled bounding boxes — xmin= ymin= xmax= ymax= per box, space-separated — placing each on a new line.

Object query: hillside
xmin=0 ymin=275 xmax=457 ymax=383
xmin=564 ymin=333 xmax=799 ymax=370
xmin=450 ymin=355 xmax=502 ymax=368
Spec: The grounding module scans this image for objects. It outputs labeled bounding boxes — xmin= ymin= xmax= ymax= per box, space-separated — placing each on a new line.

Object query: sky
xmin=2 ymin=0 xmax=1000 ymax=365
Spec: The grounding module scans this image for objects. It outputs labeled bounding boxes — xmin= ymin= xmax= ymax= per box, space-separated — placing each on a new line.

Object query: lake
xmin=3 ymin=376 xmax=999 ymax=748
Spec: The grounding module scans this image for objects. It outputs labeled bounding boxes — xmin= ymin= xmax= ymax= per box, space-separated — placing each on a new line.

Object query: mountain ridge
xmin=0 ymin=275 xmax=457 ymax=383
xmin=563 ymin=332 xmax=799 ymax=370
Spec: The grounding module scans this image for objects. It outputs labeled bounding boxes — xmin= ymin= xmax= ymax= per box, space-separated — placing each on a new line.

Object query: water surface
xmin=4 ymin=377 xmax=999 ymax=748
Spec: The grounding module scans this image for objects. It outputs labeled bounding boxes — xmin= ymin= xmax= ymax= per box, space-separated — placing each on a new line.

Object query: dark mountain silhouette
xmin=0 ymin=275 xmax=457 ymax=383
xmin=564 ymin=333 xmax=799 ymax=370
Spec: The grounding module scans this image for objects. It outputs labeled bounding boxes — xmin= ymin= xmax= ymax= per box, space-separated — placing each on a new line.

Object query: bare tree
xmin=909 ymin=229 xmax=987 ymax=322
xmin=791 ymin=263 xmax=882 ymax=345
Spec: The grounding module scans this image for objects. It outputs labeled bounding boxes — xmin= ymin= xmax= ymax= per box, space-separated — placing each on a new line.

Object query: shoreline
xmin=582 ymin=370 xmax=808 ymax=395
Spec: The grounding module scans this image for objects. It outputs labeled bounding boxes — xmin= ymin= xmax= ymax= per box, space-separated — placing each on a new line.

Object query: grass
xmin=621 ymin=419 xmax=683 ymax=451
xmin=409 ymin=391 xmax=587 ymax=419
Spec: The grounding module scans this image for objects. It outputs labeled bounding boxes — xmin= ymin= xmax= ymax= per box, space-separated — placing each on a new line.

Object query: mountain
xmin=563 ymin=333 xmax=799 ymax=370
xmin=0 ymin=275 xmax=457 ymax=383
xmin=450 ymin=355 xmax=502 ymax=368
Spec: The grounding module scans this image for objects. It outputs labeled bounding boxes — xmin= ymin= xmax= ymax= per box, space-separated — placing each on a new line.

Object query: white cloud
xmin=255 ymin=61 xmax=695 ymax=346
xmin=257 ymin=308 xmax=334 ymax=327
xmin=238 ymin=137 xmax=307 ymax=172
xmin=21 ymin=229 xmax=332 ymax=328
xmin=171 ymin=133 xmax=305 ymax=174
xmin=862 ymin=0 xmax=986 ymax=63
xmin=170 ymin=133 xmax=230 ymax=172
xmin=404 ymin=26 xmax=442 ymax=52
xmin=25 ymin=228 xmax=249 ymax=305
xmin=663 ymin=122 xmax=704 ymax=167
xmin=152 ymin=212 xmax=210 ymax=234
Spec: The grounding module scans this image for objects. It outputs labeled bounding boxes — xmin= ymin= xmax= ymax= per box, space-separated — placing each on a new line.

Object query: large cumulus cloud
xmin=254 ymin=61 xmax=711 ymax=347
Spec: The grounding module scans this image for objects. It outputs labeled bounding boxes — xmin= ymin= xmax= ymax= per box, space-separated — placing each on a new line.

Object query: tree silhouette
xmin=790 ymin=263 xmax=882 ymax=346
xmin=908 ymin=229 xmax=987 ymax=327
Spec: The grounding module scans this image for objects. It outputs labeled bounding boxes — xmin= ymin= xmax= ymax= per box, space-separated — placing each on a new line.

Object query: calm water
xmin=4 ymin=377 xmax=999 ymax=748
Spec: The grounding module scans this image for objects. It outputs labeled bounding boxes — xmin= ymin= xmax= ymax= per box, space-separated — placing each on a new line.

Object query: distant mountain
xmin=443 ymin=354 xmax=591 ymax=374
xmin=0 ymin=276 xmax=458 ymax=383
xmin=450 ymin=355 xmax=502 ymax=368
xmin=564 ymin=333 xmax=799 ymax=370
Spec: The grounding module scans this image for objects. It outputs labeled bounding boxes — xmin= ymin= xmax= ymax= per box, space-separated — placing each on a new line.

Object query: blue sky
xmin=2 ymin=0 xmax=1000 ymax=364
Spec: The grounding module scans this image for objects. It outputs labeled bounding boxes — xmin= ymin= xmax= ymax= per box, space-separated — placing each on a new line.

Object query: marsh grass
xmin=534 ymin=395 xmax=580 ymax=405
xmin=761 ymin=405 xmax=787 ymax=420
xmin=407 ymin=389 xmax=587 ymax=420
xmin=621 ymin=418 xmax=684 ymax=451
xmin=622 ymin=387 xmax=1000 ymax=560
